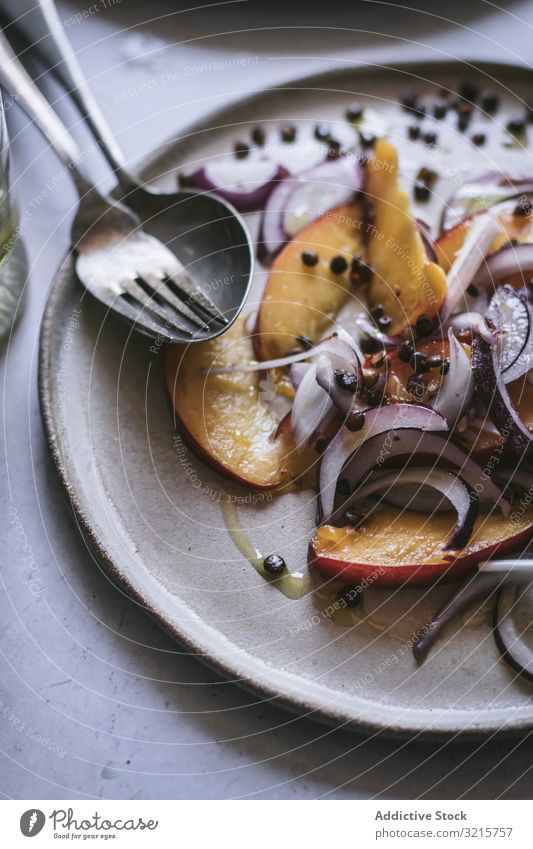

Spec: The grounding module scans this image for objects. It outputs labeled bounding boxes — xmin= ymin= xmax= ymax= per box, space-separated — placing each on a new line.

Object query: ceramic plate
xmin=39 ymin=61 xmax=533 ymax=737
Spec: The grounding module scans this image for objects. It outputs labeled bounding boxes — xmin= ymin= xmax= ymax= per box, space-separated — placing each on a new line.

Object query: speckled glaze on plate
xmin=39 ymin=61 xmax=533 ymax=738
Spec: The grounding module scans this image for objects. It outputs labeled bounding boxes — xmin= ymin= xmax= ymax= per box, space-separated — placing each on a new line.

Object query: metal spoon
xmin=0 ymin=7 xmax=254 ymax=341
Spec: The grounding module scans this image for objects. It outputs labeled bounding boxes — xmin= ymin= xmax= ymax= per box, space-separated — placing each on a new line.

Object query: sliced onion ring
xmin=472 ymin=335 xmax=533 ymax=461
xmin=441 ymin=173 xmax=533 ymax=232
xmin=181 ymin=163 xmax=287 ymax=212
xmin=432 ymin=328 xmax=474 ymax=426
xmin=473 ymin=242 xmax=533 ymax=290
xmin=258 ymin=156 xmax=364 ymax=262
xmin=326 ymin=428 xmax=509 ymax=524
xmin=319 ymin=404 xmax=449 ymax=520
xmin=412 ymin=565 xmax=531 ymax=663
xmin=445 ymin=311 xmax=496 ymax=345
xmin=345 ymin=467 xmax=478 ymax=550
xmin=441 ymin=213 xmax=502 ymax=322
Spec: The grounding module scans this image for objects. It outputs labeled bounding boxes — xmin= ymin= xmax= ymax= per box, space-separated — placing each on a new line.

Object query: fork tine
xmin=140 ymin=271 xmax=209 ymax=330
xmin=122 ymin=279 xmax=197 ymax=337
xmin=165 ymin=262 xmax=228 ymax=325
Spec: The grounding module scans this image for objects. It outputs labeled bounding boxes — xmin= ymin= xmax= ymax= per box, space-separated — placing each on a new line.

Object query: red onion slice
xmin=473 ymin=242 xmax=533 ymax=291
xmin=354 ymin=316 xmax=402 ymax=350
xmin=494 ymin=583 xmax=533 ymax=682
xmin=319 ymin=404 xmax=449 ymax=520
xmin=412 ymin=567 xmax=529 ymax=663
xmin=290 ymin=361 xmax=335 ymax=448
xmin=441 ymin=214 xmax=502 ymax=321
xmin=326 ymin=428 xmax=509 ymax=524
xmin=445 ymin=311 xmax=496 ymax=345
xmin=258 ymin=157 xmax=364 ymax=262
xmin=181 ymin=162 xmax=287 ymax=212
xmin=204 ymin=338 xmax=331 ymax=375
xmin=290 ymin=335 xmax=361 ymax=447
xmin=290 ymin=362 xmax=309 ymax=390
xmin=432 ymin=329 xmax=474 ymax=426
xmin=345 ymin=466 xmax=479 ymax=550
xmin=472 ymin=335 xmax=533 ymax=462
xmin=441 ymin=173 xmax=533 ymax=232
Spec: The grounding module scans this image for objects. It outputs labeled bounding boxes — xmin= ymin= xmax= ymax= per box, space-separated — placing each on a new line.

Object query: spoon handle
xmin=3 ymin=0 xmax=139 ymax=195
xmin=0 ymin=25 xmax=94 ymax=196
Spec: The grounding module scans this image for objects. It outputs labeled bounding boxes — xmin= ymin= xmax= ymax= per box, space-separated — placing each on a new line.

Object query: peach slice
xmin=164 ymin=317 xmax=316 ymax=489
xmin=254 ymin=202 xmax=365 ymax=361
xmin=309 ymin=505 xmax=533 ymax=587
xmin=366 ymin=138 xmax=448 ymax=335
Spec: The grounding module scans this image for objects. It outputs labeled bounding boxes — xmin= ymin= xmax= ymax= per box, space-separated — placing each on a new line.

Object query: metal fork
xmin=0 ymin=26 xmax=253 ymax=342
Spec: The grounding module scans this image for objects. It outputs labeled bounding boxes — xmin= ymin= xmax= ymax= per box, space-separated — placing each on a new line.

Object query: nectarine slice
xmin=366 ymin=138 xmax=448 ymax=335
xmin=164 ymin=318 xmax=316 ymax=489
xmin=255 ymin=202 xmax=365 ymax=361
xmin=310 ymin=505 xmax=533 ymax=587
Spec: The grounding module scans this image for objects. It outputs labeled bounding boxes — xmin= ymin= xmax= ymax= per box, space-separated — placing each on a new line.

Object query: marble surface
xmin=2 ymin=0 xmax=533 ymax=800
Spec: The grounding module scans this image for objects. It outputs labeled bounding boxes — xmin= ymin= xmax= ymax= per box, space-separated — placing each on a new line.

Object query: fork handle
xmin=2 ymin=0 xmax=139 ymax=196
xmin=0 ymin=25 xmax=95 ymax=197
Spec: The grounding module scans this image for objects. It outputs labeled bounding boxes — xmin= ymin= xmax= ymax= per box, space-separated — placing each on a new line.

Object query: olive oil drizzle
xmin=221 ymin=497 xmax=376 ymax=627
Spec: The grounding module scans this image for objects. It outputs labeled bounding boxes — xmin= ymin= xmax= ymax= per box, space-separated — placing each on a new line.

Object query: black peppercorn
xmin=440 ymin=359 xmax=450 ymax=375
xmin=335 ymin=369 xmax=358 ymax=392
xmin=366 ymin=385 xmax=385 ymax=407
xmin=314 ymin=124 xmax=331 ymax=141
xmin=400 ymin=89 xmax=418 ymax=110
xmin=234 ymin=141 xmax=250 ymax=159
xmin=414 ymin=180 xmax=431 ymax=202
xmin=281 ymin=125 xmax=297 ymax=142
xmin=377 ymin=315 xmax=392 ymax=332
xmin=346 ymin=103 xmax=364 ymax=122
xmin=251 ymin=126 xmax=266 ymax=146
xmin=346 ymin=409 xmax=366 ymax=431
xmin=408 ymin=125 xmax=421 ymax=141
xmin=359 ymin=131 xmax=376 ymax=148
xmin=326 ymin=140 xmax=342 ymax=160
xmin=472 ymin=132 xmax=486 ymax=146
xmin=459 ymin=82 xmax=478 ymax=102
xmin=360 ymin=335 xmax=382 ymax=355
xmin=433 ymin=99 xmax=448 ymax=119
xmin=370 ymin=304 xmax=385 ymax=321
xmin=410 ymin=351 xmax=430 ymax=373
xmin=424 ymin=131 xmax=438 ymax=146
xmin=330 ymin=255 xmax=348 ymax=275
xmin=416 ymin=166 xmax=438 ymax=187
xmin=416 ymin=314 xmax=434 ymax=338
xmin=457 ymin=116 xmax=470 ymax=133
xmin=337 ymin=585 xmax=362 ymax=608
xmin=467 ymin=283 xmax=479 ymax=297
xmin=481 ymin=91 xmax=499 ymax=114
xmin=398 ymin=340 xmax=415 ymax=363
xmin=350 ymin=255 xmax=373 ymax=286
xmin=263 ymin=554 xmax=287 ymax=576
xmin=507 ymin=118 xmax=526 ymax=136
xmin=301 ymin=250 xmax=319 ymax=267
xmin=425 ymin=354 xmax=443 ymax=370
